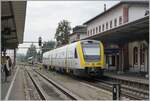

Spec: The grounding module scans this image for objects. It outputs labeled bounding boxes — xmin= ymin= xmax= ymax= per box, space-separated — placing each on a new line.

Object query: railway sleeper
xmin=108 ymin=77 xmax=148 ymax=91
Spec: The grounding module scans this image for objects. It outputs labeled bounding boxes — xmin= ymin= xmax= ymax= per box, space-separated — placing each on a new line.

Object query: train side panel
xmin=43 ymin=40 xmax=104 ymax=76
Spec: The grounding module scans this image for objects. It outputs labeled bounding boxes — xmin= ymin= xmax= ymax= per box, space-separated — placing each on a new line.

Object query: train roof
xmin=42 ymin=39 xmax=101 ymax=55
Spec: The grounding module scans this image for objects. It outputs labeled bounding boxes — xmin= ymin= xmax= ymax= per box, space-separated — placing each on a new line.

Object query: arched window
xmin=114 ymin=18 xmax=117 ymax=27
xmin=102 ymin=24 xmax=105 ymax=31
xmin=110 ymin=20 xmax=112 ymax=28
xmin=106 ymin=22 xmax=108 ymax=30
xmin=96 ymin=27 xmax=98 ymax=33
xmin=133 ymin=47 xmax=138 ymax=64
xmin=140 ymin=44 xmax=145 ymax=64
xmin=99 ymin=25 xmax=101 ymax=32
xmin=119 ymin=16 xmax=122 ymax=25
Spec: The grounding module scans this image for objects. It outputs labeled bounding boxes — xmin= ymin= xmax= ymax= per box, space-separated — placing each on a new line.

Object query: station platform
xmin=104 ymin=70 xmax=149 ymax=85
xmin=1 ymin=65 xmax=26 ymax=100
xmin=1 ymin=66 xmax=17 ymax=99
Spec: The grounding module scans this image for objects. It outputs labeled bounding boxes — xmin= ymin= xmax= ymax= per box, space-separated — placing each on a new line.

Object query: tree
xmin=26 ymin=44 xmax=37 ymax=59
xmin=36 ymin=51 xmax=42 ymax=62
xmin=16 ymin=53 xmax=26 ymax=62
xmin=35 ymin=41 xmax=56 ymax=62
xmin=42 ymin=41 xmax=56 ymax=53
xmin=55 ymin=20 xmax=71 ymax=47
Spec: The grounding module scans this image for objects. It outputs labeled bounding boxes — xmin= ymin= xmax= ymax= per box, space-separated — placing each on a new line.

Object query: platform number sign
xmin=38 ymin=37 xmax=42 ymax=46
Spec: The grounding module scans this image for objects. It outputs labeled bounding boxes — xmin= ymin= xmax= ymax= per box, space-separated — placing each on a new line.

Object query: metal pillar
xmin=147 ymin=47 xmax=149 ymax=74
xmin=123 ymin=43 xmax=129 ymax=71
xmin=119 ymin=45 xmax=123 ymax=72
xmin=14 ymin=48 xmax=16 ymax=67
xmin=112 ymin=83 xmax=121 ymax=100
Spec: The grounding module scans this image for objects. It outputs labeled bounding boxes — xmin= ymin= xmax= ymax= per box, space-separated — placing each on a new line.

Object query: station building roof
xmin=83 ymin=16 xmax=149 ymax=44
xmin=1 ymin=1 xmax=27 ymax=49
xmin=83 ymin=0 xmax=149 ymax=25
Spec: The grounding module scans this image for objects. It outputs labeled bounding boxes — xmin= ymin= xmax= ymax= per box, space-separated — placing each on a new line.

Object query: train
xmin=27 ymin=56 xmax=34 ymax=64
xmin=42 ymin=40 xmax=104 ymax=76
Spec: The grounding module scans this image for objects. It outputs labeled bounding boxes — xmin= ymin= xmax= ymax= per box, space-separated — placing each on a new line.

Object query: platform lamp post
xmin=38 ymin=37 xmax=42 ymax=63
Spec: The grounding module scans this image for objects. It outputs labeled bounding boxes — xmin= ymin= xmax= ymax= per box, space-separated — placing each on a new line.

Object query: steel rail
xmin=34 ymin=70 xmax=83 ymax=100
xmin=25 ymin=69 xmax=47 ymax=100
xmin=94 ymin=79 xmax=149 ymax=100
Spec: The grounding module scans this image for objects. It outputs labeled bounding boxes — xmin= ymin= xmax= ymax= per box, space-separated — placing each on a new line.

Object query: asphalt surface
xmin=8 ymin=67 xmax=26 ymax=100
xmin=1 ymin=67 xmax=17 ymax=100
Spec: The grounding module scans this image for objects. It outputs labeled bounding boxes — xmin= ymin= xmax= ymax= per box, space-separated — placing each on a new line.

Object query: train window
xmin=75 ymin=48 xmax=78 ymax=58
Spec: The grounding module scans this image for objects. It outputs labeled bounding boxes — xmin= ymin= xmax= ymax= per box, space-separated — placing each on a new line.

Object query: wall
xmin=128 ymin=40 xmax=148 ymax=72
xmin=86 ymin=3 xmax=148 ymax=37
xmin=128 ymin=4 xmax=149 ymax=22
xmin=69 ymin=34 xmax=77 ymax=43
xmin=86 ymin=4 xmax=123 ymax=36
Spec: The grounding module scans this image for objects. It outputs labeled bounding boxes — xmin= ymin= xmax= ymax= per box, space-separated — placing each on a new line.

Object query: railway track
xmin=104 ymin=76 xmax=149 ymax=90
xmin=68 ymin=75 xmax=148 ymax=100
xmin=91 ymin=78 xmax=149 ymax=100
xmin=25 ymin=67 xmax=82 ymax=100
xmin=25 ymin=65 xmax=149 ymax=100
xmin=33 ymin=70 xmax=83 ymax=100
xmin=25 ymin=68 xmax=47 ymax=100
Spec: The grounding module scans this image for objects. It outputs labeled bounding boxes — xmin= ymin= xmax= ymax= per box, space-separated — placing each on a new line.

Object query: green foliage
xmin=42 ymin=41 xmax=56 ymax=53
xmin=26 ymin=44 xmax=37 ymax=59
xmin=35 ymin=41 xmax=56 ymax=62
xmin=55 ymin=20 xmax=71 ymax=47
xmin=16 ymin=53 xmax=26 ymax=62
xmin=36 ymin=51 xmax=42 ymax=62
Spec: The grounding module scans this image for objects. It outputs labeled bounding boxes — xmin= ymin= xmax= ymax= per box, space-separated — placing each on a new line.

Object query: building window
xmin=110 ymin=20 xmax=112 ymax=28
xmin=133 ymin=47 xmax=138 ymax=64
xmin=114 ymin=18 xmax=117 ymax=27
xmin=140 ymin=44 xmax=145 ymax=64
xmin=99 ymin=25 xmax=101 ymax=32
xmin=102 ymin=24 xmax=105 ymax=31
xmin=87 ymin=30 xmax=89 ymax=36
xmin=90 ymin=29 xmax=92 ymax=35
xmin=93 ymin=28 xmax=95 ymax=34
xmin=119 ymin=16 xmax=122 ymax=25
xmin=96 ymin=27 xmax=98 ymax=34
xmin=106 ymin=22 xmax=108 ymax=30
xmin=77 ymin=34 xmax=80 ymax=39
xmin=123 ymin=5 xmax=129 ymax=23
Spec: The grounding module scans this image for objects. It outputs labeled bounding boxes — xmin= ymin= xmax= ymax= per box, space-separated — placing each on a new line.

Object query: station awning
xmin=1 ymin=1 xmax=27 ymax=49
xmin=84 ymin=16 xmax=149 ymax=44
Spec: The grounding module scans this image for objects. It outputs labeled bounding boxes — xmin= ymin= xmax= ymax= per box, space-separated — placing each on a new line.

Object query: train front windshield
xmin=82 ymin=43 xmax=100 ymax=62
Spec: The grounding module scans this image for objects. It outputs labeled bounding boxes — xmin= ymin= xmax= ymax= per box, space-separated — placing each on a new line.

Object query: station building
xmin=83 ymin=1 xmax=149 ymax=75
xmin=69 ymin=25 xmax=87 ymax=43
xmin=68 ymin=1 xmax=149 ymax=76
xmin=1 ymin=1 xmax=27 ymax=66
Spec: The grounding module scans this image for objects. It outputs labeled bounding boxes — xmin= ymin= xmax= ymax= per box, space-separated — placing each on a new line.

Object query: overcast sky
xmin=17 ymin=1 xmax=119 ymax=54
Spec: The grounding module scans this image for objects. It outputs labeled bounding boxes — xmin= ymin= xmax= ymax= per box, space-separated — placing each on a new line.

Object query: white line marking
xmin=4 ymin=67 xmax=19 ymax=100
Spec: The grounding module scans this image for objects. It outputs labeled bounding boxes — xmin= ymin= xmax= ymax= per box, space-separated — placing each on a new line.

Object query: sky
xmin=17 ymin=1 xmax=119 ymax=54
